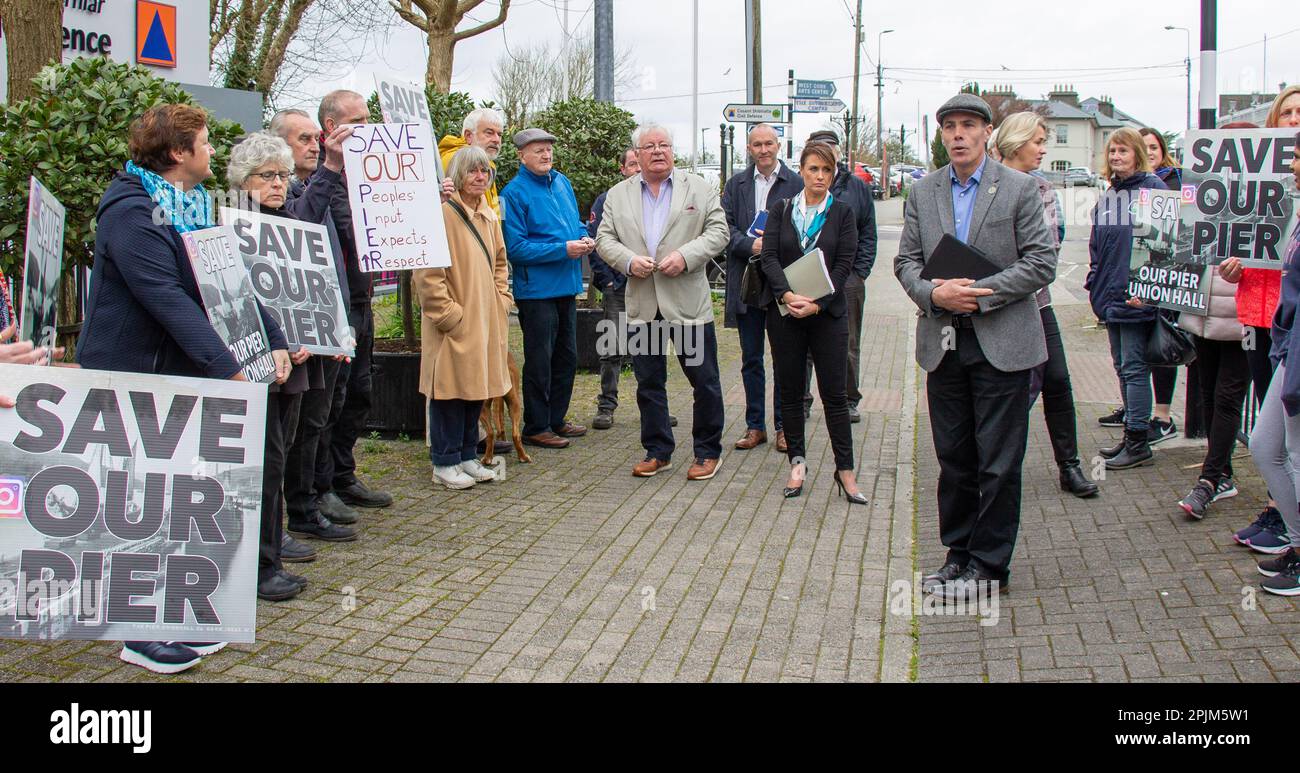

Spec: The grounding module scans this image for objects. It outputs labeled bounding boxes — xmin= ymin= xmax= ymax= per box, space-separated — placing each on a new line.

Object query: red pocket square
xmin=685 ymin=205 xmax=698 ymax=212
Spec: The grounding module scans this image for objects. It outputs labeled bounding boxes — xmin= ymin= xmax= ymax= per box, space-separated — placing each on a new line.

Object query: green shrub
xmin=0 ymin=57 xmax=246 ymax=277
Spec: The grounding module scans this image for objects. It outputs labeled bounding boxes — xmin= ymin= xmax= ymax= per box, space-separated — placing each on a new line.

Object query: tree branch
xmin=453 ymin=0 xmax=510 ymax=42
xmin=390 ymin=0 xmax=432 ymax=33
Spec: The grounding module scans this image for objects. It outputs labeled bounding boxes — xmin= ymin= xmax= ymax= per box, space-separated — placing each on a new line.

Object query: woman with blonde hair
xmin=992 ymin=112 xmax=1097 ymax=497
xmin=1084 ymin=127 xmax=1168 ymax=470
xmin=416 ymin=145 xmax=514 ymax=490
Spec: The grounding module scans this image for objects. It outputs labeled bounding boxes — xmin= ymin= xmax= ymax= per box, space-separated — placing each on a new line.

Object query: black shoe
xmin=782 ymin=464 xmax=807 ymax=498
xmin=288 ymin=513 xmax=358 ymax=542
xmin=317 ymin=492 xmax=359 ymax=524
xmin=669 ymin=414 xmax=678 ymax=427
xmin=257 ymin=573 xmax=302 ymax=601
xmin=1058 ymin=463 xmax=1100 ymax=498
xmin=848 ymin=406 xmax=862 ymax=424
xmin=1258 ymin=548 xmax=1297 ymax=578
xmin=921 ymin=561 xmax=966 ymax=592
xmin=120 ymin=641 xmax=202 ymax=674
xmin=833 ymin=474 xmax=868 ymax=505
xmin=278 ymin=568 xmax=308 ymax=588
xmin=930 ymin=563 xmax=1009 ymax=602
xmin=1261 ymin=550 xmax=1300 ymax=596
xmin=1178 ymin=479 xmax=1215 ymax=520
xmin=1097 ymin=407 xmax=1125 ymax=427
xmin=593 ymin=409 xmax=614 ymax=430
xmin=280 ymin=534 xmax=318 ymax=563
xmin=1148 ymin=418 xmax=1179 ymax=445
xmin=1099 ymin=438 xmax=1124 ymax=459
xmin=336 ymin=480 xmax=393 ymax=509
xmin=1105 ymin=428 xmax=1153 ymax=470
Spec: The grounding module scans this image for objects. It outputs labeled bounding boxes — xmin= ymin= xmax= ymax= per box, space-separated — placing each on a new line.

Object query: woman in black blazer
xmin=760 ymin=141 xmax=866 ymax=503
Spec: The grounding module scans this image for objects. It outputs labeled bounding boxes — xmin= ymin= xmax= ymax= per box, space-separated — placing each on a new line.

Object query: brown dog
xmin=480 ymin=351 xmax=531 ymax=465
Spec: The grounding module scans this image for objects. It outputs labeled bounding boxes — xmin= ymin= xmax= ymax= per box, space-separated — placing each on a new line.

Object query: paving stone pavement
xmin=3 ymin=199 xmax=1295 ymax=682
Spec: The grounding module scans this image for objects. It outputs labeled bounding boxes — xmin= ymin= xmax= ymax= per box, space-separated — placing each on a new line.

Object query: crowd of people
xmin=1 ymin=82 xmax=1299 ymax=673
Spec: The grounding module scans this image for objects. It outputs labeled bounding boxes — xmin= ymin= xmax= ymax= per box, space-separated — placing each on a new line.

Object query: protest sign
xmin=373 ymin=73 xmax=445 ymax=180
xmin=181 ymin=225 xmax=278 ymax=383
xmin=19 ymin=177 xmax=66 ymax=350
xmin=0 ymin=364 xmax=266 ymax=642
xmin=220 ymin=207 xmax=355 ymax=357
xmin=342 ymin=122 xmax=452 ymax=273
xmin=1178 ymin=128 xmax=1300 ymax=268
xmin=1128 ymin=188 xmax=1210 ymax=315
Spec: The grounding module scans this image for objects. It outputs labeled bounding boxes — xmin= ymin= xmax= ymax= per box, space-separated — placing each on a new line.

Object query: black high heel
xmin=834 ymin=473 xmax=868 ymax=505
xmin=783 ymin=464 xmax=807 ymax=498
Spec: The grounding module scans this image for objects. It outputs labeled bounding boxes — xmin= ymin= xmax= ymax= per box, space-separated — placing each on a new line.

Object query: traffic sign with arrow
xmin=724 ymin=103 xmax=789 ymax=123
xmin=792 ymin=98 xmax=847 ymax=114
xmin=795 ymin=79 xmax=837 ymax=99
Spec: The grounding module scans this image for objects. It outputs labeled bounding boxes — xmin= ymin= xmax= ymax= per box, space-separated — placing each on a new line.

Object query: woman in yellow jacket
xmin=416 ymin=145 xmax=514 ymax=489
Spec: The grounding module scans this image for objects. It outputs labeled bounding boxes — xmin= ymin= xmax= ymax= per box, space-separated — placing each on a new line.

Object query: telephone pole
xmin=877 ymin=29 xmax=893 ymax=197
xmin=594 ymin=0 xmax=613 ymax=102
xmin=848 ymin=0 xmax=862 ymax=165
xmin=745 ymin=0 xmax=762 ymax=104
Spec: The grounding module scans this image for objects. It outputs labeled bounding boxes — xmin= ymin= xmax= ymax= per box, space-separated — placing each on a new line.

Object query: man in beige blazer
xmin=596 ymin=124 xmax=730 ymax=480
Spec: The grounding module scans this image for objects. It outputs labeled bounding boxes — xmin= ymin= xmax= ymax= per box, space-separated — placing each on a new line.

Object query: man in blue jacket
xmin=501 ymin=128 xmax=594 ymax=448
xmin=721 ymin=123 xmax=803 ymax=452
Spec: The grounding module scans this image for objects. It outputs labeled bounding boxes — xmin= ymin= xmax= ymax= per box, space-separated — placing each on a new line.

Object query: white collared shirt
xmin=754 ymin=163 xmax=781 ymax=215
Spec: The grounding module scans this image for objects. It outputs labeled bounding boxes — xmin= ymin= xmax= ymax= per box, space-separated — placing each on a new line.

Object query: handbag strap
xmin=446 ymin=199 xmax=494 ymax=270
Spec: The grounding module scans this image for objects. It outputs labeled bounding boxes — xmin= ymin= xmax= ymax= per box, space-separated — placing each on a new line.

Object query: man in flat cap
xmin=893 ymin=93 xmax=1057 ymax=601
xmin=500 ymin=128 xmax=595 ymax=449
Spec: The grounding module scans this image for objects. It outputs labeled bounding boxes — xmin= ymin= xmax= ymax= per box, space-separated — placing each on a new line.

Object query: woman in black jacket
xmin=761 ymin=142 xmax=866 ymax=503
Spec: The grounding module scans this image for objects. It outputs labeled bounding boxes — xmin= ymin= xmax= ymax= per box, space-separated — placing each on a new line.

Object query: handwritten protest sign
xmin=1128 ymin=188 xmax=1210 ymax=315
xmin=1177 ymin=128 xmax=1300 ymax=268
xmin=0 ymin=365 xmax=266 ymax=642
xmin=342 ymin=122 xmax=452 ymax=273
xmin=220 ymin=207 xmax=355 ymax=357
xmin=19 ymin=177 xmax=66 ymax=350
xmin=181 ymin=225 xmax=278 ymax=383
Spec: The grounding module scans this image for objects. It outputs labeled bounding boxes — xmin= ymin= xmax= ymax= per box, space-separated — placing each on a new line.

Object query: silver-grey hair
xmin=228 ymin=132 xmax=294 ymax=188
xmin=462 ymin=107 xmax=505 ymax=134
xmin=446 ymin=145 xmax=496 ymax=192
xmin=269 ymin=108 xmax=313 ymax=138
xmin=631 ymin=124 xmax=674 ymax=149
xmin=318 ymin=89 xmax=364 ymax=128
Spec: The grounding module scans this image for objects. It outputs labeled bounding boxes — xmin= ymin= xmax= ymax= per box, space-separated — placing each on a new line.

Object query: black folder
xmin=919 ymin=233 xmax=1002 ymax=281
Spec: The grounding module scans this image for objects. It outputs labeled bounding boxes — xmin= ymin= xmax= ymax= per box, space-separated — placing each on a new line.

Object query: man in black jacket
xmin=803 ymin=130 xmax=877 ymax=423
xmin=721 ymin=123 xmax=803 ymax=452
xmin=314 ymin=90 xmax=394 ymax=512
xmin=589 ymin=147 xmax=639 ymax=430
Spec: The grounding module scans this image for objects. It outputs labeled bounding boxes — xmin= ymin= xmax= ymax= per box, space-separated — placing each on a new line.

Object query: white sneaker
xmin=459 ymin=459 xmax=496 ymax=482
xmin=433 ymin=465 xmax=476 ymax=490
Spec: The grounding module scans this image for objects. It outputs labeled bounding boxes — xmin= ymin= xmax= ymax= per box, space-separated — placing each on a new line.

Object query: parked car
xmin=1063 ymin=167 xmax=1098 ymax=188
xmin=852 ymin=163 xmax=881 ymax=199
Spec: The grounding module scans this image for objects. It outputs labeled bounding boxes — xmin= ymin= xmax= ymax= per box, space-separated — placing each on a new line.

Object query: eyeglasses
xmin=252 ymin=171 xmax=292 ymax=182
xmin=638 ymin=143 xmax=673 ymax=153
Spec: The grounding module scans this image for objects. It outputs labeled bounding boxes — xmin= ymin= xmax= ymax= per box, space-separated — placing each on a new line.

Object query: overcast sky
xmin=303 ymin=0 xmax=1299 ymax=163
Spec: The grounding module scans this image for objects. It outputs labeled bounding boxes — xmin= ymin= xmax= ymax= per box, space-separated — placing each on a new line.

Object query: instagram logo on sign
xmin=0 ymin=477 xmax=23 ymax=518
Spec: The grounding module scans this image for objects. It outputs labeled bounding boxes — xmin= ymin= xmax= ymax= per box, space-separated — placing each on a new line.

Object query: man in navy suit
xmin=721 ymin=123 xmax=803 ymax=452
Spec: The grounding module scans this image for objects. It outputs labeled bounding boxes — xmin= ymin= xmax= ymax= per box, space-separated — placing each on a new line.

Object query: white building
xmin=986 ymin=85 xmax=1152 ymax=175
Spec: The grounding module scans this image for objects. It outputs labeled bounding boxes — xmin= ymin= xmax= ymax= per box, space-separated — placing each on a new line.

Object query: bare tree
xmin=0 ymin=0 xmax=61 ymax=101
xmin=492 ymin=33 xmax=637 ymax=127
xmin=211 ymin=0 xmax=395 ymax=108
xmin=390 ymin=0 xmax=512 ymax=90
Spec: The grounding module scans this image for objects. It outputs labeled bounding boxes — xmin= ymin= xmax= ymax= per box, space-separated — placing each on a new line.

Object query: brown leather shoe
xmin=523 ymin=431 xmax=570 ymax=449
xmin=554 ymin=422 xmax=587 ymax=438
xmin=734 ymin=429 xmax=767 ymax=450
xmin=774 ymin=431 xmax=788 ymax=453
xmin=632 ymin=457 xmax=673 ymax=477
xmin=687 ymin=458 xmax=721 ymax=481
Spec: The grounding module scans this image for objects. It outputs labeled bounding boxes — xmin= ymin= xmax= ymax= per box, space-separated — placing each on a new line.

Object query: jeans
xmin=516 ymin=296 xmax=578 ymax=437
xmin=1194 ymin=335 xmax=1249 ymax=484
xmin=767 ymin=305 xmax=853 ymax=470
xmin=285 ymin=358 xmax=341 ymax=524
xmin=736 ymin=306 xmax=782 ymax=432
xmin=598 ymin=288 xmax=628 ymax=413
xmin=428 ymin=398 xmax=484 ymax=467
xmin=1250 ymin=362 xmax=1300 ymax=548
xmin=926 ymin=329 xmax=1031 ymax=582
xmin=630 ymin=318 xmax=724 ymax=461
xmin=1106 ymin=320 xmax=1153 ymax=433
xmin=329 ymin=303 xmax=372 ymax=490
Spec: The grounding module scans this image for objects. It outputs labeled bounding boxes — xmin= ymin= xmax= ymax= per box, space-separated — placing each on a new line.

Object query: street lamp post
xmin=1165 ymin=25 xmax=1192 ymax=138
xmin=877 ymin=28 xmax=894 ymax=198
xmin=701 ymin=127 xmax=712 ymax=167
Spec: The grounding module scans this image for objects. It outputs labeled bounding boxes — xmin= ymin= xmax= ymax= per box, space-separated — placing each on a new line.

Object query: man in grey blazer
xmin=894 ymin=93 xmax=1057 ymax=601
xmin=596 ymin=124 xmax=731 ymax=481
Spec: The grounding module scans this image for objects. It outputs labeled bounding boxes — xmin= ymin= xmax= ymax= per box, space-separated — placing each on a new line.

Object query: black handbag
xmin=1143 ymin=311 xmax=1197 ymax=367
xmin=739 ymin=200 xmax=785 ymax=308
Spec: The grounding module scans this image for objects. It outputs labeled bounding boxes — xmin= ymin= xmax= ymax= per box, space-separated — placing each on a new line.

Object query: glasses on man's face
xmin=253 ymin=171 xmax=292 ymax=183
xmin=639 ymin=143 xmax=672 ymax=153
